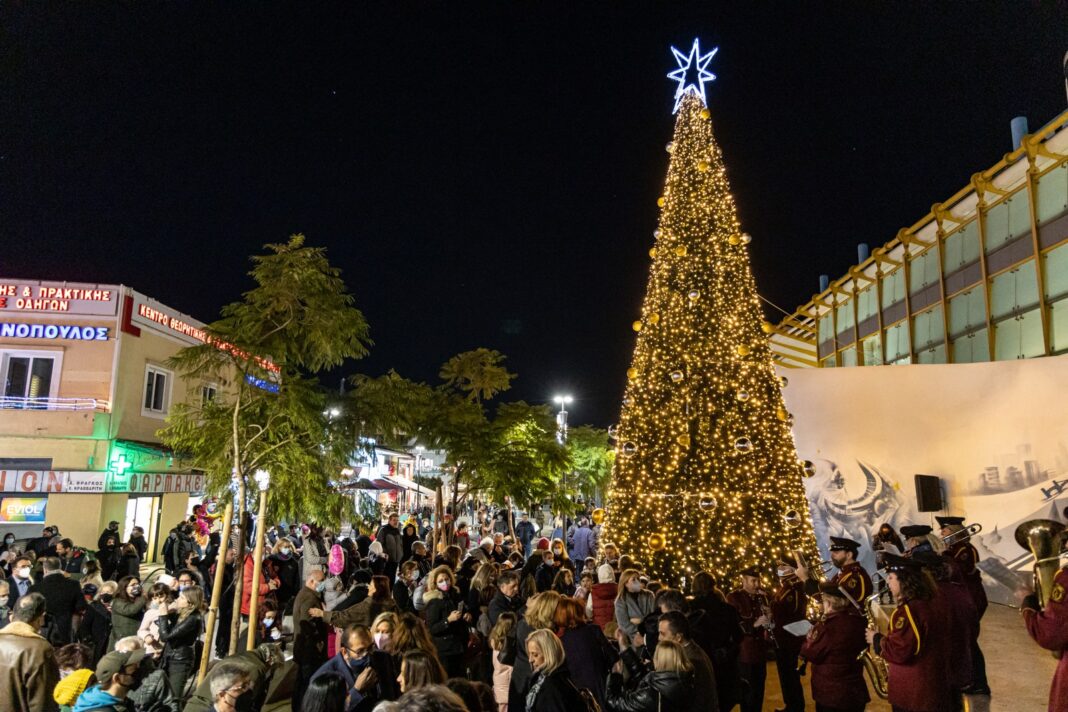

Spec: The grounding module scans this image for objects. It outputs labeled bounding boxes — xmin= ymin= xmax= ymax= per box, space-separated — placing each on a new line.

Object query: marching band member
xmin=771 ymin=556 xmax=807 ymax=712
xmin=1016 ymin=528 xmax=1068 ymax=712
xmin=800 ymin=581 xmax=869 ymax=712
xmin=936 ymin=515 xmax=989 ymax=695
xmin=912 ymin=550 xmax=978 ymax=705
xmin=727 ymin=566 xmax=772 ymax=712
xmin=795 ymin=536 xmax=872 ymax=605
xmin=899 ymin=524 xmax=935 ymax=556
xmin=865 ymin=553 xmax=951 ymax=712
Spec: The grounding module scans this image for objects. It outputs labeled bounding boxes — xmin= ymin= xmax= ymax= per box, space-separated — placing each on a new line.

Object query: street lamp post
xmin=245 ymin=469 xmax=271 ymax=651
xmin=553 ymin=395 xmax=573 ymax=535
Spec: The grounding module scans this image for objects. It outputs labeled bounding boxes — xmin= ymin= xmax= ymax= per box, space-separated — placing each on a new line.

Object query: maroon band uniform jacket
xmin=770 ymin=579 xmax=807 ymax=654
xmin=875 ymin=596 xmax=952 ymax=712
xmin=800 ymin=609 xmax=870 ymax=711
xmin=1023 ymin=566 xmax=1068 ymax=712
xmin=727 ymin=589 xmax=771 ymax=665
xmin=831 ymin=561 xmax=872 ymax=604
xmin=945 ymin=541 xmax=988 ymax=618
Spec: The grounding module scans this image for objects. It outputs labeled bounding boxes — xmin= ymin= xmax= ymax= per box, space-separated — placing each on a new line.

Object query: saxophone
xmin=859 ymin=592 xmax=890 ymax=700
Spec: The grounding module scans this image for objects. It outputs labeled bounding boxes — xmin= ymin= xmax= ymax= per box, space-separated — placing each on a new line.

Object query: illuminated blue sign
xmin=245 ymin=374 xmax=280 ymax=393
xmin=0 ymin=323 xmax=109 ymax=340
xmin=667 ymin=38 xmax=717 ymax=113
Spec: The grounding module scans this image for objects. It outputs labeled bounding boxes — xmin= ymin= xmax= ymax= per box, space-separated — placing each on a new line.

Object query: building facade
xmin=0 ymin=279 xmax=229 ymax=560
xmin=771 ymin=109 xmax=1068 ymax=369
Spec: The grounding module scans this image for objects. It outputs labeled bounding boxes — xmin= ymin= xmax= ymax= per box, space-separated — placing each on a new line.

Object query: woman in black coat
xmin=556 ymin=598 xmax=615 ymax=708
xmin=157 ymin=585 xmax=205 ymax=700
xmin=116 ymin=544 xmax=142 ymax=580
xmin=422 ymin=565 xmax=471 ymax=678
xmin=522 ymin=629 xmax=586 ymax=712
xmin=400 ymin=522 xmax=419 ymax=561
xmin=96 ymin=534 xmax=122 ymax=581
xmin=605 ymin=640 xmax=696 ymax=712
xmin=77 ymin=585 xmax=115 ymax=664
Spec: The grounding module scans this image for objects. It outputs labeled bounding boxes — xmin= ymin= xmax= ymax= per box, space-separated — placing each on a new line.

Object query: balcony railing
xmin=0 ymin=396 xmax=109 ymax=411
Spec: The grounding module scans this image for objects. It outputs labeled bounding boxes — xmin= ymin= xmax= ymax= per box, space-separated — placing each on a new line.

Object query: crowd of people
xmin=0 ymin=506 xmax=1065 ymax=712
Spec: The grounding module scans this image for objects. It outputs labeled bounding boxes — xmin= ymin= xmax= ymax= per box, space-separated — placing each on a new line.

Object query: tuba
xmin=1015 ymin=519 xmax=1068 ymax=607
xmin=859 ymin=593 xmax=890 ymax=699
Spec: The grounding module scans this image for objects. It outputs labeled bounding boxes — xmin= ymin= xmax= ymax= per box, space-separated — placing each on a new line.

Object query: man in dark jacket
xmin=54 ymin=539 xmax=86 ymax=576
xmin=28 ymin=556 xmax=85 ymax=646
xmin=128 ymin=527 xmax=148 ymax=562
xmin=311 ymin=624 xmax=399 ymax=712
xmin=659 ymin=611 xmax=718 ymax=711
xmin=487 ymin=571 xmax=522 ymax=627
xmin=98 ymin=521 xmax=121 ymax=551
xmin=0 ymin=592 xmax=61 ymax=712
xmin=28 ymin=526 xmax=58 ymax=558
xmin=6 ymin=555 xmax=35 ymax=609
xmin=515 ymin=513 xmax=537 ymax=557
xmin=293 ymin=570 xmax=328 ymax=712
xmin=374 ymin=513 xmax=403 ymax=582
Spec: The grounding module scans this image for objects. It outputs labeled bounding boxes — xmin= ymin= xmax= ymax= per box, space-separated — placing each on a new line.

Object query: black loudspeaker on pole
xmin=914 ymin=474 xmax=944 ymax=512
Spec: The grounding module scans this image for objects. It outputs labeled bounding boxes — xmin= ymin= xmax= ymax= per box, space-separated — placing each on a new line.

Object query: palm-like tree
xmin=439 ymin=348 xmax=515 ymax=405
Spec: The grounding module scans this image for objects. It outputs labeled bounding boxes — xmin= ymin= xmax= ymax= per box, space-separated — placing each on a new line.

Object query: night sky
xmin=3 ymin=3 xmax=1068 ymax=426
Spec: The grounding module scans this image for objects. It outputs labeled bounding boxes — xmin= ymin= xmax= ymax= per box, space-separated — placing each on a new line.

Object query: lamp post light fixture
xmin=246 ymin=468 xmax=271 ymax=650
xmin=552 ymin=395 xmax=574 ymax=535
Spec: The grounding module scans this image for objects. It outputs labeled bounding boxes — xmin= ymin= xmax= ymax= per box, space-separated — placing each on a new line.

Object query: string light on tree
xmin=602 ymin=40 xmax=819 ymax=586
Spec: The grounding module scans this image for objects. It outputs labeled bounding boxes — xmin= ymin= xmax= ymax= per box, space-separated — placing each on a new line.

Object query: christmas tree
xmin=603 ymin=40 xmax=818 ymax=585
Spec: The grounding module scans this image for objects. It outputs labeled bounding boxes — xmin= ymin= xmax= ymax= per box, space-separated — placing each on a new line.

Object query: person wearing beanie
xmin=590 ymin=564 xmax=618 ymax=629
xmin=54 ymin=668 xmax=95 ymax=711
xmin=535 ymin=537 xmax=550 ymax=552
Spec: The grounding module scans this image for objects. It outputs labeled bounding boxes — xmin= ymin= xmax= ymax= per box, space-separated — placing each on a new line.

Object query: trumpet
xmin=941 ymin=523 xmax=982 ymax=547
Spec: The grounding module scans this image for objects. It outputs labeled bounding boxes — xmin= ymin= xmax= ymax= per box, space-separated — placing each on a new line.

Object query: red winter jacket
xmin=591 ymin=582 xmax=617 ymax=629
xmin=240 ymin=553 xmax=279 ymax=616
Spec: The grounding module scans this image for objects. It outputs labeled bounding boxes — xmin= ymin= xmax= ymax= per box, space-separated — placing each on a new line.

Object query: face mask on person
xmin=15 ymin=567 xmax=30 ymax=579
xmin=3 ymin=536 xmax=14 ymax=546
xmin=178 ymin=584 xmax=192 ymax=592
xmin=100 ymin=593 xmax=114 ymax=604
xmin=373 ymin=632 xmax=390 ymax=650
xmin=232 ymin=690 xmax=256 ymax=712
xmin=279 ymin=548 xmax=291 ymax=557
xmin=436 ymin=580 xmax=450 ymax=592
xmin=626 ymin=581 xmax=642 ymax=593
xmin=263 ymin=617 xmax=275 ymax=628
xmin=121 ymin=665 xmax=147 ymax=691
xmin=553 ymin=547 xmax=562 ymax=555
xmin=129 ymin=585 xmax=142 ymax=596
xmin=316 ymin=581 xmax=328 ymax=594
xmin=346 ymin=651 xmax=370 ymax=671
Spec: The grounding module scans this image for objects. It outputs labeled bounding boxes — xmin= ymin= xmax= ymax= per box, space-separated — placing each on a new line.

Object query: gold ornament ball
xmin=648 ymin=312 xmax=660 ymax=325
xmin=728 ymin=235 xmax=741 ymax=246
xmin=648 ymin=532 xmax=666 ymax=550
xmin=665 ymin=142 xmax=674 ymax=153
xmin=653 ymin=228 xmax=662 ymax=239
xmin=675 ymin=245 xmax=687 ymax=257
xmin=697 ymin=160 xmax=710 ymax=172
xmin=649 ymin=247 xmax=657 ymax=258
xmin=801 ymin=460 xmax=816 ymax=477
xmin=669 ymin=370 xmax=685 ymax=383
xmin=687 ymin=289 xmax=700 ymax=301
xmin=657 ymin=196 xmax=667 ymax=208
xmin=632 ymin=320 xmax=643 ymax=332
xmin=737 ymin=344 xmax=751 ymax=357
xmin=627 ymin=367 xmax=639 ymax=380
xmin=783 ymin=510 xmax=802 ymax=528
xmin=607 ymin=424 xmax=619 ymax=439
xmin=740 ymin=233 xmax=752 ymax=245
xmin=698 ymin=497 xmax=717 ymax=512
xmin=591 ymin=508 xmax=606 ymax=525
xmin=621 ymin=441 xmax=638 ymax=457
xmin=677 ymin=434 xmax=691 ymax=447
xmin=776 ymin=406 xmax=789 ymax=421
xmin=761 ymin=321 xmax=774 ymax=334
xmin=700 ymin=108 xmax=711 ymax=119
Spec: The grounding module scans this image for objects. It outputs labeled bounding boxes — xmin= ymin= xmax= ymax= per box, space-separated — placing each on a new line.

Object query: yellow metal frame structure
xmin=771 ymin=108 xmax=1068 ymax=368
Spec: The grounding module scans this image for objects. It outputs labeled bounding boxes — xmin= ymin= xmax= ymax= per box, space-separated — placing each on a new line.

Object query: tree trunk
xmin=197 ymin=499 xmax=233 ymax=684
xmin=506 ymin=496 xmax=516 ymax=544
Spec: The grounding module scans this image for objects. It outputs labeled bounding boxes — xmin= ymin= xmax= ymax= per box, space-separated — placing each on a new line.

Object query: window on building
xmin=1050 ymin=300 xmax=1068 ymax=354
xmin=943 ymin=221 xmax=980 ymax=273
xmin=817 ymin=311 xmax=835 ymax=345
xmin=1043 ymin=241 xmax=1068 ymax=302
xmin=143 ymin=365 xmax=172 ymax=416
xmin=884 ymin=320 xmax=910 ymax=363
xmin=1 ymin=352 xmax=59 ymax=407
xmin=857 ymin=284 xmax=878 ymax=324
xmin=916 ymin=343 xmax=946 ymax=364
xmin=948 ymin=287 xmax=987 ymax=338
xmin=912 ymin=306 xmax=944 ymax=351
xmin=985 ymin=193 xmax=1032 ymax=251
xmin=881 ymin=269 xmax=905 ymax=309
xmin=839 ymin=346 xmax=857 ymax=366
xmin=990 ymin=261 xmax=1039 ymax=320
xmin=1036 ymin=163 xmax=1068 ymax=225
xmin=951 ymin=328 xmax=990 ymax=363
xmin=861 ymin=333 xmax=883 ymax=365
xmin=994 ymin=308 xmax=1044 ymax=360
xmin=835 ymin=298 xmax=854 ymax=336
xmin=201 ymin=384 xmax=217 ymax=405
xmin=819 ymin=356 xmax=837 ymax=368
xmin=909 ymin=248 xmax=940 ymax=294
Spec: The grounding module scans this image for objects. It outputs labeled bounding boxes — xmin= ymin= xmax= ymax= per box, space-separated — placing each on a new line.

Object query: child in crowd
xmin=488 ymin=611 xmax=516 ymax=712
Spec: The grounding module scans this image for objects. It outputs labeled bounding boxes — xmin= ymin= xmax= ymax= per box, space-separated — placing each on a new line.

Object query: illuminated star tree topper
xmin=667 ymin=38 xmax=718 ymax=113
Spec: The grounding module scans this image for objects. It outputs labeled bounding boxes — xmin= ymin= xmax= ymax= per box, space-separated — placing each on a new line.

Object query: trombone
xmin=941 ymin=523 xmax=982 ymax=547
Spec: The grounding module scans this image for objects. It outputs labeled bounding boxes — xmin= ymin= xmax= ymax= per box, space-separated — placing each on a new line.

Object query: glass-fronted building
xmin=771 ymin=110 xmax=1068 ymax=369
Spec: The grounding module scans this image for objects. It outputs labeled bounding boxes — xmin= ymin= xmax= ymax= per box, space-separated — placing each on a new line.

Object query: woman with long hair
xmin=866 ymin=554 xmax=951 ymax=712
xmin=96 ymin=533 xmax=122 ymax=581
xmin=554 ymin=596 xmax=614 ymax=708
xmin=157 ymin=584 xmax=205 ymax=701
xmin=614 ymin=569 xmax=655 ymax=640
xmin=550 ymin=568 xmax=575 ymax=597
xmin=396 ymin=649 xmax=447 ymax=693
xmin=507 ymin=590 xmax=562 ymax=711
xmin=303 ymin=523 xmax=329 ymax=579
xmin=522 ymin=628 xmax=585 ymax=711
xmin=550 ymin=538 xmax=574 ymax=572
xmin=489 ymin=612 xmax=517 ymax=712
xmin=687 ymin=570 xmax=742 ymax=711
xmin=394 ymin=560 xmax=420 ymax=613
xmin=423 ymin=565 xmax=472 ymax=677
xmin=77 ymin=581 xmax=117 ymax=664
xmin=392 ymin=612 xmax=438 ymax=659
xmin=301 ymin=671 xmax=347 ymax=712
xmin=320 ymin=574 xmax=397 ymax=629
xmin=108 ymin=575 xmax=146 ymax=650
xmin=266 ymin=536 xmax=301 ymax=613
xmin=605 ymin=639 xmax=696 ymax=712
xmin=371 ymin=611 xmax=397 ymax=654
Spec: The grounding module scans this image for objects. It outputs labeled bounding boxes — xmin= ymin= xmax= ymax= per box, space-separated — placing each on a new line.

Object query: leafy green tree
xmin=566 ymin=425 xmax=615 ymax=503
xmin=439 ymin=348 xmax=515 ymax=405
xmin=160 ymin=234 xmax=370 ymax=653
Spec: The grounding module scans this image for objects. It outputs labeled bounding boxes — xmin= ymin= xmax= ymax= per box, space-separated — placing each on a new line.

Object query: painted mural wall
xmin=780 ymin=354 xmax=1068 ymax=605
